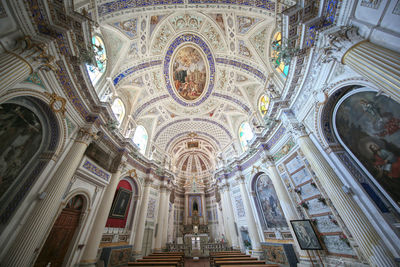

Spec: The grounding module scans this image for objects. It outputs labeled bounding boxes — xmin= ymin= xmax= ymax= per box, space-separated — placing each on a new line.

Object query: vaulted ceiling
xmin=84 ymin=1 xmax=283 ymax=184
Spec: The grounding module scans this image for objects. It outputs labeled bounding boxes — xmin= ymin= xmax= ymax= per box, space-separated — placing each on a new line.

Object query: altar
xmin=184 ymin=234 xmax=209 ymax=257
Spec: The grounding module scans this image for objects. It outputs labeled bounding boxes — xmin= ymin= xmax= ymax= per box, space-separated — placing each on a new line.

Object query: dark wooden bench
xmin=128 ymin=262 xmax=177 ymax=266
xmin=220 ymin=265 xmax=279 ymax=267
xmin=210 ymin=255 xmax=251 ymax=265
xmin=141 ymin=256 xmax=183 ymax=265
xmin=215 ymin=260 xmax=266 ymax=266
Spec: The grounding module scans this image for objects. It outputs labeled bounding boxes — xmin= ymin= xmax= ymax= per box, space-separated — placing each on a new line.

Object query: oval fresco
xmin=164 ymin=34 xmax=215 ymax=107
xmin=172 ymin=46 xmax=207 ymax=101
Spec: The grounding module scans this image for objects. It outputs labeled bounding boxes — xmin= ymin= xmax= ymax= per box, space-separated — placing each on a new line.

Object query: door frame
xmin=34 ymin=191 xmax=90 ymax=267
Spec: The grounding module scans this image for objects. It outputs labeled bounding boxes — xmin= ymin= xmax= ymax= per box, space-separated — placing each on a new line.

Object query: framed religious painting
xmin=109 ymin=188 xmax=132 ymax=218
xmin=290 ymin=220 xmax=323 ymax=250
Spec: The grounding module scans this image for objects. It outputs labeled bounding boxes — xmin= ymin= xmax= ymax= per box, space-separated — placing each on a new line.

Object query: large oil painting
xmin=290 ymin=220 xmax=322 ymax=250
xmin=0 ymin=103 xmax=42 ymax=199
xmin=109 ymin=188 xmax=132 ymax=218
xmin=172 ymin=46 xmax=207 ymax=101
xmin=335 ymin=90 xmax=400 ymax=205
xmin=256 ymin=174 xmax=288 ymax=228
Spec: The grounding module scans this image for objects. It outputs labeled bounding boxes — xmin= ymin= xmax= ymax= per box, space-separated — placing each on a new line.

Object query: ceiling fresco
xmin=91 ymin=4 xmax=279 ymax=184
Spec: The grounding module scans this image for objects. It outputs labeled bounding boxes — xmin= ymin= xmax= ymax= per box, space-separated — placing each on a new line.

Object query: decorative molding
xmin=83 ymin=160 xmax=110 ymax=181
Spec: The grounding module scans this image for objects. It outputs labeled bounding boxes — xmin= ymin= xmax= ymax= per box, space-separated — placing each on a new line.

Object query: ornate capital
xmin=281 ymin=111 xmax=308 ymax=140
xmin=17 ymin=36 xmax=58 ymax=72
xmin=117 ymin=162 xmax=127 ymax=172
xmin=144 ymin=177 xmax=153 ymax=186
xmin=218 ymin=183 xmax=229 ymax=192
xmin=318 ymin=26 xmax=364 ymax=64
xmin=235 ymin=175 xmax=245 ymax=184
xmin=262 ymin=155 xmax=275 ymax=167
xmin=75 ymin=127 xmax=100 ymax=145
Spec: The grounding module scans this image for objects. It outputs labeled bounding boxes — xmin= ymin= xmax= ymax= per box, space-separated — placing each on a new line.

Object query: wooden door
xmin=34 ymin=196 xmax=83 ymax=267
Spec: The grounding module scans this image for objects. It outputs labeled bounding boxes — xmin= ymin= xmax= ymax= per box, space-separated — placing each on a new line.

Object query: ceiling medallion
xmin=164 ymin=33 xmax=215 ymax=107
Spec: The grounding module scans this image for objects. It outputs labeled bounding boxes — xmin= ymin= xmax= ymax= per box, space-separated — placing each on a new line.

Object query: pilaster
xmin=1 ymin=127 xmax=99 ymax=267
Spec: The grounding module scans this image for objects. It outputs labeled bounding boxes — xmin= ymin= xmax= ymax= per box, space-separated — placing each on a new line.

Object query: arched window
xmin=132 ymin=125 xmax=148 ymax=154
xmin=238 ymin=121 xmax=254 ymax=152
xmin=254 ymin=174 xmax=287 ymax=229
xmin=111 ymin=98 xmax=125 ymax=126
xmin=271 ymin=32 xmax=289 ymax=77
xmin=86 ymin=36 xmax=107 ymax=84
xmin=259 ymin=94 xmax=270 ymax=117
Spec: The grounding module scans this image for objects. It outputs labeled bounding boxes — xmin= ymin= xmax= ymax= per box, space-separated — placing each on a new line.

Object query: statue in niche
xmin=193 ymin=199 xmax=198 ymax=212
xmin=192 ymin=210 xmax=199 ymax=226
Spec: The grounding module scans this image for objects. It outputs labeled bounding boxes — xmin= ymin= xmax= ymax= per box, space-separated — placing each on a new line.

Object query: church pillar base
xmin=251 ymin=250 xmax=264 ymax=260
xmin=131 ymin=251 xmax=143 ymax=261
xmin=78 ymin=259 xmax=97 ymax=267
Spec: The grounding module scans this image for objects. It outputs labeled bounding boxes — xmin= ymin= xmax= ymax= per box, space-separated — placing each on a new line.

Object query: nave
xmin=0 ymin=0 xmax=400 ymax=266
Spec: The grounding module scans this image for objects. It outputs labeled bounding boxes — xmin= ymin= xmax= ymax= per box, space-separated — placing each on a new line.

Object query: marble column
xmin=283 ymin=115 xmax=396 ymax=266
xmin=1 ymin=128 xmax=99 ymax=267
xmin=235 ymin=175 xmax=262 ymax=256
xmin=0 ymin=36 xmax=57 ymax=94
xmin=132 ymin=177 xmax=153 ymax=258
xmin=80 ymin=162 xmax=126 ymax=266
xmin=218 ymin=186 xmax=232 ymax=246
xmin=220 ymin=183 xmax=239 ymax=249
xmin=154 ymin=186 xmax=167 ymax=251
xmin=217 ymin=201 xmax=228 ymax=243
xmin=161 ymin=188 xmax=172 ymax=249
xmin=263 ymin=156 xmax=310 ymax=260
xmin=184 ymin=193 xmax=189 ymax=225
xmin=320 ymin=26 xmax=400 ymax=102
xmin=167 ymin=203 xmax=175 ymax=244
xmin=201 ymin=192 xmax=207 ymax=224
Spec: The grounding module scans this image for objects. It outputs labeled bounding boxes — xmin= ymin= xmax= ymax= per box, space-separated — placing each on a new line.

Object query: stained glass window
xmin=111 ymin=98 xmax=125 ymax=126
xmin=239 ymin=121 xmax=254 ymax=152
xmin=86 ymin=36 xmax=107 ymax=84
xmin=271 ymin=32 xmax=289 ymax=77
xmin=133 ymin=125 xmax=148 ymax=155
xmin=259 ymin=94 xmax=270 ymax=117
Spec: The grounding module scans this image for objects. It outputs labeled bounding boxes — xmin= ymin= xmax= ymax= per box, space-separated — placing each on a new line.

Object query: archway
xmin=34 ymin=195 xmax=84 ymax=267
xmin=251 ymin=172 xmax=287 ymax=230
xmin=0 ymin=96 xmax=61 ymax=226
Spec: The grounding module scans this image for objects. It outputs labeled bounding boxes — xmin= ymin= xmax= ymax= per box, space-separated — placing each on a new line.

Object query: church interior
xmin=1 ymin=0 xmax=400 ymax=266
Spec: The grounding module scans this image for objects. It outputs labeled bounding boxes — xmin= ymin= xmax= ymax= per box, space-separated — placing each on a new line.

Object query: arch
xmin=86 ymin=35 xmax=107 ymax=85
xmin=106 ymin=176 xmax=140 ymax=230
xmin=34 ymin=194 xmax=86 ymax=267
xmin=331 ymin=87 xmax=400 ymax=212
xmin=270 ymin=31 xmax=289 ymax=78
xmin=238 ymin=121 xmax=254 ymax=152
xmin=0 ymin=95 xmax=62 ymax=226
xmin=251 ymin=172 xmax=287 ymax=230
xmin=258 ymin=94 xmax=270 ymax=117
xmin=111 ymin=97 xmax=125 ymax=125
xmin=132 ymin=125 xmax=148 ymax=155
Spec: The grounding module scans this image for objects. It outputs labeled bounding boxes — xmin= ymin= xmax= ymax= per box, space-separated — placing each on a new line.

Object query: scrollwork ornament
xmin=318 ymin=26 xmax=364 ymax=64
xmin=44 ymin=92 xmax=67 ymax=116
